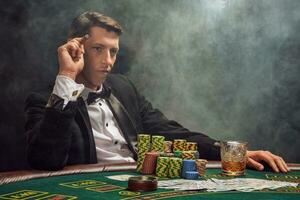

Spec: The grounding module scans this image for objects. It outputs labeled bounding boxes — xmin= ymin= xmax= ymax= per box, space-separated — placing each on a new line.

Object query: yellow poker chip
xmin=119 ymin=190 xmax=141 ymax=196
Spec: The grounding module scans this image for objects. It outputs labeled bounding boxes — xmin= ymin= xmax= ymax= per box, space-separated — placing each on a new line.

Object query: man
xmin=25 ymin=11 xmax=288 ymax=172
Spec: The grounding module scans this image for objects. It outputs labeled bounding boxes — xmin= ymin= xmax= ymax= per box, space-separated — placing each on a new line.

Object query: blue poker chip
xmin=181 ymin=160 xmax=196 ymax=178
xmin=185 ymin=171 xmax=199 ymax=180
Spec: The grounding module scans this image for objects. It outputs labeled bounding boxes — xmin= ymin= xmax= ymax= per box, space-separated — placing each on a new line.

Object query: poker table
xmin=0 ymin=162 xmax=299 ymax=200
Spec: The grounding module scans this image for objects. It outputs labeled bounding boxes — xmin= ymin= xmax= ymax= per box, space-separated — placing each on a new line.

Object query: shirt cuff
xmin=49 ymin=75 xmax=84 ymax=108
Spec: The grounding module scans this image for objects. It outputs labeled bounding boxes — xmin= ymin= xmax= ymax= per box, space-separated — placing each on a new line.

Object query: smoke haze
xmin=0 ymin=0 xmax=299 ymax=170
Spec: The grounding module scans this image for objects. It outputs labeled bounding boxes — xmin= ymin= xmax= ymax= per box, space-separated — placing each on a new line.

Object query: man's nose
xmin=102 ymin=50 xmax=113 ymax=65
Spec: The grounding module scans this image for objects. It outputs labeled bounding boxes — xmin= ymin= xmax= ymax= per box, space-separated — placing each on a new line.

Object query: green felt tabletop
xmin=0 ymin=169 xmax=299 ymax=200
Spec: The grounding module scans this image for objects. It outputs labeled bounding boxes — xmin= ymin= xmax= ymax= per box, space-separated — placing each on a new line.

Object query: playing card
xmin=106 ymin=174 xmax=135 ymax=181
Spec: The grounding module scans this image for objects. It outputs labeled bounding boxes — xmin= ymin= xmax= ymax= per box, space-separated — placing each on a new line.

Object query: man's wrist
xmin=58 ymin=71 xmax=77 ymax=80
xmin=51 ymin=74 xmax=85 ymax=109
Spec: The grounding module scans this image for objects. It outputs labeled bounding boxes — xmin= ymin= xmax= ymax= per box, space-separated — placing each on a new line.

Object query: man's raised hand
xmin=57 ymin=34 xmax=89 ymax=80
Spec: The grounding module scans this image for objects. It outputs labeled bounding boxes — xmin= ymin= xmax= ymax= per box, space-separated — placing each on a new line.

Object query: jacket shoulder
xmin=105 ymin=74 xmax=137 ymax=91
xmin=106 ymin=73 xmax=132 ymax=84
xmin=25 ymin=92 xmax=50 ymax=110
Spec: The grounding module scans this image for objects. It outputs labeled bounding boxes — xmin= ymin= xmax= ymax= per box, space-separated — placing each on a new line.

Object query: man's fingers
xmin=68 ymin=34 xmax=89 ymax=44
xmin=261 ymin=151 xmax=280 ymax=172
xmin=264 ymin=152 xmax=289 ymax=173
xmin=68 ymin=36 xmax=87 ymax=59
xmin=71 ymin=45 xmax=77 ymax=58
xmin=66 ymin=41 xmax=84 ymax=60
xmin=247 ymin=150 xmax=289 ymax=173
xmin=274 ymin=156 xmax=289 ymax=172
xmin=79 ymin=34 xmax=89 ymax=44
xmin=72 ymin=34 xmax=89 ymax=45
xmin=276 ymin=155 xmax=289 ymax=172
xmin=75 ymin=48 xmax=82 ymax=60
xmin=81 ymin=44 xmax=85 ymax=54
xmin=65 ymin=43 xmax=78 ymax=58
xmin=283 ymin=158 xmax=290 ymax=172
xmin=247 ymin=157 xmax=264 ymax=171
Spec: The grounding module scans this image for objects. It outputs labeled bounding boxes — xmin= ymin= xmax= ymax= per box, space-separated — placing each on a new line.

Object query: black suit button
xmin=106 ymin=123 xmax=108 ymax=127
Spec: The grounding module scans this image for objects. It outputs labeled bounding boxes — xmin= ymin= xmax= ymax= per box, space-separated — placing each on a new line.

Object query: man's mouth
xmin=97 ymin=68 xmax=109 ymax=73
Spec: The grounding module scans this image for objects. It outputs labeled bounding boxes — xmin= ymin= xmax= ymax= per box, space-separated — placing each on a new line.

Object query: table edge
xmin=0 ymin=162 xmax=299 ymax=185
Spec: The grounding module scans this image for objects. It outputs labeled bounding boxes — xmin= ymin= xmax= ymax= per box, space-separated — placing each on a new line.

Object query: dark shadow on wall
xmin=0 ymin=1 xmax=57 ymax=171
xmin=0 ymin=1 xmax=35 ymax=171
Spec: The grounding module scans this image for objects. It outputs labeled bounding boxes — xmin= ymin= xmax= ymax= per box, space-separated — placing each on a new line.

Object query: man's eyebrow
xmin=93 ymin=43 xmax=119 ymax=50
xmin=111 ymin=47 xmax=119 ymax=51
xmin=93 ymin=43 xmax=105 ymax=47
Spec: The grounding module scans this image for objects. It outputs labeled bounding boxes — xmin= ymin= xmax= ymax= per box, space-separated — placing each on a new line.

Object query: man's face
xmin=81 ymin=26 xmax=119 ymax=88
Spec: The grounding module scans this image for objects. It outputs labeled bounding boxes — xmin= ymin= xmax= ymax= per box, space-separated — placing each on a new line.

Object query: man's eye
xmin=93 ymin=47 xmax=102 ymax=52
xmin=110 ymin=49 xmax=118 ymax=57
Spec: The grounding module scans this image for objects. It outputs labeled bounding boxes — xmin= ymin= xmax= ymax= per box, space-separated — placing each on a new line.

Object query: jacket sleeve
xmin=25 ymin=93 xmax=78 ymax=170
xmin=135 ymin=85 xmax=220 ymax=160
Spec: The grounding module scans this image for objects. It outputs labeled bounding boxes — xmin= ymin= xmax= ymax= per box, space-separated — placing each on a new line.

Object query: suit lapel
xmin=105 ymin=92 xmax=138 ymax=160
xmin=76 ymin=97 xmax=97 ymax=163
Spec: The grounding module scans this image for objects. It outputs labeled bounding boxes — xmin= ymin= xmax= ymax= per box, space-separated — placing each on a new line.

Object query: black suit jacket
xmin=25 ymin=74 xmax=220 ymax=170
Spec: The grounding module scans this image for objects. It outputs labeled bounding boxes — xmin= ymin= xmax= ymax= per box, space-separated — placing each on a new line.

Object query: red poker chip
xmin=141 ymin=152 xmax=159 ymax=175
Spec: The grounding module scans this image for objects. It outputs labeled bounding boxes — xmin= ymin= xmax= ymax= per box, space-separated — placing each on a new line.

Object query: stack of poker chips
xmin=156 ymin=157 xmax=170 ymax=177
xmin=163 ymin=141 xmax=173 ymax=153
xmin=142 ymin=151 xmax=159 ymax=174
xmin=137 ymin=134 xmax=203 ymax=179
xmin=168 ymin=157 xmax=183 ymax=178
xmin=186 ymin=142 xmax=198 ymax=151
xmin=181 ymin=151 xmax=197 ymax=160
xmin=173 ymin=139 xmax=187 ymax=152
xmin=195 ymin=159 xmax=208 ymax=176
xmin=137 ymin=134 xmax=151 ymax=172
xmin=181 ymin=160 xmax=199 ymax=179
xmin=151 ymin=135 xmax=165 ymax=152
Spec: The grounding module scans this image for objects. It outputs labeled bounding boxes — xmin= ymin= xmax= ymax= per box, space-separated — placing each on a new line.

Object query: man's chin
xmin=91 ymin=74 xmax=108 ymax=85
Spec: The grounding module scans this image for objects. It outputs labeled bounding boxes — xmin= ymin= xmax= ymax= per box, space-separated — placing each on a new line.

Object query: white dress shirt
xmin=51 ymin=75 xmax=135 ymax=164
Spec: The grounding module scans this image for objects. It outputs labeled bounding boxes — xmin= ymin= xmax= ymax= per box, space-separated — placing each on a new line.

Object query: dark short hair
xmin=68 ymin=11 xmax=123 ymax=38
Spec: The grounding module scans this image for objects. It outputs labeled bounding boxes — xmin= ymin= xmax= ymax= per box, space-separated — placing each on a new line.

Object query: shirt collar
xmin=80 ymin=85 xmax=103 ymax=101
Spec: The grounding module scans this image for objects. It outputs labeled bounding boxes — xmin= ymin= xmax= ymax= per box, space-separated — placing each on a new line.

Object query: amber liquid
xmin=221 ymin=160 xmax=246 ymax=176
